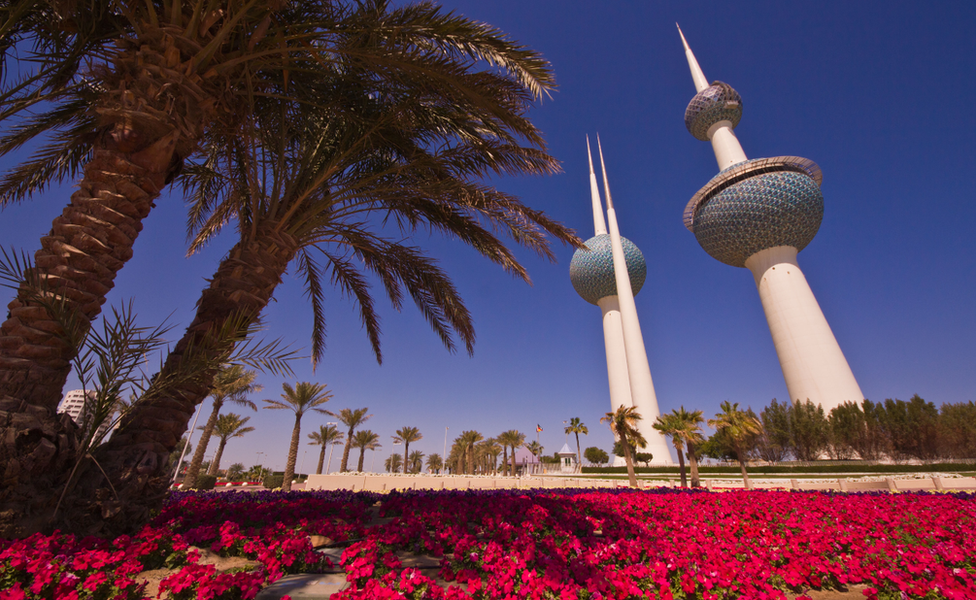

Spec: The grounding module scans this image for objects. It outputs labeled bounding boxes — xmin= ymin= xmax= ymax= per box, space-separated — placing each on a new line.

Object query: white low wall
xmin=303 ymin=474 xmax=976 ymax=493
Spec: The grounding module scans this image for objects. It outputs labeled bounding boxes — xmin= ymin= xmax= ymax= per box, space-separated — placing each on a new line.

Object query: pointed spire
xmin=677 ymin=24 xmax=709 ymax=93
xmin=586 ymin=136 xmax=608 ymax=236
xmin=596 ymin=136 xmax=613 ymax=211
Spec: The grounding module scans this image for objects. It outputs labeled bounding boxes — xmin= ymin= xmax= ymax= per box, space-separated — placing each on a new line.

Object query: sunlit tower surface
xmin=570 ymin=139 xmax=672 ymax=465
xmin=678 ymin=27 xmax=864 ymax=413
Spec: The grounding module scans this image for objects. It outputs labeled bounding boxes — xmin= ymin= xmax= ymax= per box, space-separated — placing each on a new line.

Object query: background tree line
xmin=703 ymin=396 xmax=976 ymax=463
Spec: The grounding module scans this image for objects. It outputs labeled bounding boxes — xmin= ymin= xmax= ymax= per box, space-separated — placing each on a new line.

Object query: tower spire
xmin=586 ymin=136 xmax=608 ymax=236
xmin=677 ymin=24 xmax=709 ymax=93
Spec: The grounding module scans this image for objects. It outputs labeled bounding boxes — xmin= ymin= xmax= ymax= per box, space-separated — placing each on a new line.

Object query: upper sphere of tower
xmin=570 ymin=234 xmax=647 ymax=305
xmin=688 ymin=159 xmax=824 ymax=267
xmin=685 ymin=81 xmax=742 ymax=141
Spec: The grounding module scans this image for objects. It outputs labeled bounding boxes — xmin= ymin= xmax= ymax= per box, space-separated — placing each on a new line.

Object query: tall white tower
xmin=570 ymin=138 xmax=672 ymax=464
xmin=678 ymin=26 xmax=864 ymax=413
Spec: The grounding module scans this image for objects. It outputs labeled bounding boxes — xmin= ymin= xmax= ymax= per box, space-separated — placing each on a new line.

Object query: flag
xmin=536 ymin=424 xmax=543 ymax=432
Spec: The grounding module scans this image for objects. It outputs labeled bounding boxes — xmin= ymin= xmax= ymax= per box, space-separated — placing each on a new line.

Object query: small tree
xmin=426 ymin=453 xmax=443 ymax=474
xmin=226 ymin=463 xmax=246 ymax=481
xmin=601 ymin=406 xmax=646 ymax=488
xmin=385 ymin=453 xmax=403 ymax=473
xmin=583 ymin=446 xmax=609 ymax=466
xmin=653 ymin=407 xmax=705 ymax=488
xmin=206 ymin=413 xmax=255 ymax=477
xmin=263 ymin=382 xmax=333 ymax=491
xmin=393 ymin=426 xmax=423 ymax=474
xmin=708 ymin=401 xmax=762 ymax=489
xmin=564 ymin=418 xmax=588 ymax=473
xmin=408 ymin=450 xmax=425 ymax=473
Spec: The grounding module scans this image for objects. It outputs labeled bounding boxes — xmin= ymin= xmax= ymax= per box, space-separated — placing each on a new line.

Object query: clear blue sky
xmin=2 ymin=1 xmax=974 ymax=471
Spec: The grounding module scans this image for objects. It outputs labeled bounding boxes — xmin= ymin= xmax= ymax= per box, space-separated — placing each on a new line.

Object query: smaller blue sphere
xmin=570 ymin=234 xmax=647 ymax=305
xmin=685 ymin=81 xmax=742 ymax=141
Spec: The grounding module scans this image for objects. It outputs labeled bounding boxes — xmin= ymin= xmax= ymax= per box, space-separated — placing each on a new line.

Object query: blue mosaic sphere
xmin=685 ymin=81 xmax=742 ymax=141
xmin=570 ymin=234 xmax=647 ymax=305
xmin=691 ymin=165 xmax=823 ymax=268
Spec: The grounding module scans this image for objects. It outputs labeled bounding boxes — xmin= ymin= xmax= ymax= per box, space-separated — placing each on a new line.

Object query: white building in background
xmin=58 ymin=389 xmax=117 ymax=441
xmin=569 ymin=138 xmax=673 ymax=465
xmin=677 ymin=26 xmax=864 ymax=414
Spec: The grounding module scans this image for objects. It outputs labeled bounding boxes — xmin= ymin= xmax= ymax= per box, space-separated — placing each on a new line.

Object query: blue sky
xmin=2 ymin=1 xmax=974 ymax=472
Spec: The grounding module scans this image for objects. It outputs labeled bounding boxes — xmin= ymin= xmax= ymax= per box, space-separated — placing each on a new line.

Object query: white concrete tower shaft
xmin=597 ymin=140 xmax=672 ymax=464
xmin=745 ymin=247 xmax=863 ymax=411
xmin=585 ymin=138 xmax=634 ymax=424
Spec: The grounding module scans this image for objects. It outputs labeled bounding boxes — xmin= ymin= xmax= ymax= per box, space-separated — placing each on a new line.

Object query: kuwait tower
xmin=570 ymin=138 xmax=672 ymax=465
xmin=678 ymin=27 xmax=864 ymax=413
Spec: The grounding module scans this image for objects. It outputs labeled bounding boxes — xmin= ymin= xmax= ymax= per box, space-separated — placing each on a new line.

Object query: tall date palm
xmin=350 ymin=429 xmax=381 ymax=472
xmin=564 ymin=418 xmax=588 ymax=474
xmin=602 ymin=406 xmax=646 ymax=489
xmin=337 ymin=408 xmax=372 ymax=473
xmin=206 ymin=413 xmax=255 ymax=478
xmin=393 ymin=426 xmax=423 ymax=474
xmin=262 ymin=382 xmax=333 ymax=491
xmin=653 ymin=407 xmax=704 ymax=488
xmin=709 ymin=401 xmax=762 ymax=490
xmin=308 ymin=424 xmax=344 ymax=475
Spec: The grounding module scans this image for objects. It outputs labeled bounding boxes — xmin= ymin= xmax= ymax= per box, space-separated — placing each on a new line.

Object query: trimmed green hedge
xmin=194 ymin=474 xmax=217 ymax=490
xmin=263 ymin=474 xmax=285 ymax=489
xmin=582 ymin=462 xmax=976 ymax=475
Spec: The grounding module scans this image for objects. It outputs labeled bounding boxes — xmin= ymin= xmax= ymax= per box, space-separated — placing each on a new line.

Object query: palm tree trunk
xmin=621 ymin=442 xmax=638 ymax=488
xmin=282 ymin=414 xmax=302 ymax=492
xmin=316 ymin=444 xmax=326 ymax=475
xmin=402 ymin=442 xmax=409 ymax=474
xmin=35 ymin=229 xmax=298 ymax=534
xmin=357 ymin=448 xmax=366 ymax=472
xmin=209 ymin=438 xmax=228 ymax=477
xmin=675 ymin=442 xmax=687 ymax=488
xmin=736 ymin=444 xmax=752 ymax=490
xmin=341 ymin=429 xmax=355 ymax=472
xmin=502 ymin=448 xmax=508 ymax=476
xmin=182 ymin=400 xmax=223 ymax=488
xmin=687 ymin=442 xmax=701 ymax=488
xmin=575 ymin=432 xmax=582 ymax=474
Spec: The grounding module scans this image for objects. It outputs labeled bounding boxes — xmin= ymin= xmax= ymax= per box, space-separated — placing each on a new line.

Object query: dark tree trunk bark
xmin=675 ymin=442 xmax=687 ymax=488
xmin=687 ymin=442 xmax=701 ymax=488
xmin=357 ymin=448 xmax=366 ymax=472
xmin=622 ymin=442 xmax=638 ymax=488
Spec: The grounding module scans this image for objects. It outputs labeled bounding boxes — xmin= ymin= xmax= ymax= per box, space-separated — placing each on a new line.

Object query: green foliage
xmin=584 ymin=447 xmax=609 ymax=465
xmin=226 ymin=463 xmax=246 ymax=480
xmin=633 ymin=452 xmax=654 ymax=466
xmin=385 ymin=453 xmax=403 ymax=473
xmin=262 ymin=474 xmax=285 ymax=489
xmin=938 ymin=401 xmax=976 ymax=458
xmin=194 ymin=475 xmax=217 ymax=490
xmin=426 ymin=453 xmax=443 ymax=474
xmin=756 ymin=399 xmax=791 ymax=462
xmin=581 ymin=462 xmax=976 ymax=475
xmin=791 ymin=400 xmax=830 ymax=461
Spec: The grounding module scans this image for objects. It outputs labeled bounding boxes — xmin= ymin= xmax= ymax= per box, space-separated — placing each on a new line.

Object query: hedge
xmin=581 ymin=462 xmax=976 ymax=475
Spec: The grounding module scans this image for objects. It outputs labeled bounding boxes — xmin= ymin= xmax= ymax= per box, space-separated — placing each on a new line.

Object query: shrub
xmin=263 ymin=474 xmax=285 ymax=489
xmin=194 ymin=475 xmax=217 ymax=490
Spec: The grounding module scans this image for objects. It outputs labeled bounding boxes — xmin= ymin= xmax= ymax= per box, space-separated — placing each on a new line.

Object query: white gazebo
xmin=556 ymin=443 xmax=577 ymax=474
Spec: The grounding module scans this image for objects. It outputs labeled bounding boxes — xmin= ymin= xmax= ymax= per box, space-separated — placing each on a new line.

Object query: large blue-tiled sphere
xmin=691 ymin=167 xmax=823 ymax=267
xmin=570 ymin=234 xmax=646 ymax=305
xmin=685 ymin=81 xmax=742 ymax=141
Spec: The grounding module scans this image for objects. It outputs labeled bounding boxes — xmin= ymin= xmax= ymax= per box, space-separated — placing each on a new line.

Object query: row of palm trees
xmin=605 ymin=401 xmax=761 ymax=489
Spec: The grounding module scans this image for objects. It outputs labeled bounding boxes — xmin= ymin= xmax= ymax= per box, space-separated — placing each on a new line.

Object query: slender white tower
xmin=678 ymin=26 xmax=864 ymax=414
xmin=570 ymin=138 xmax=672 ymax=464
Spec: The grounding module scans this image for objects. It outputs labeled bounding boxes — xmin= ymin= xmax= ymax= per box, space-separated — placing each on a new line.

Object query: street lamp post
xmin=443 ymin=426 xmax=449 ymax=474
xmin=172 ymin=404 xmax=205 ymax=484
xmin=299 ymin=450 xmax=308 ymax=478
xmin=326 ymin=422 xmax=338 ymax=474
xmin=391 ymin=439 xmax=402 ymax=473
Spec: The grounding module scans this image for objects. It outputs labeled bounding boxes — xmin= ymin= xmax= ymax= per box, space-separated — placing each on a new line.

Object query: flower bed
xmin=1 ymin=488 xmax=973 ymax=599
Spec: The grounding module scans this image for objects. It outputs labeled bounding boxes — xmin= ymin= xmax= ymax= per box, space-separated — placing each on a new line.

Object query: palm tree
xmin=408 ymin=450 xmax=425 ymax=474
xmin=393 ymin=427 xmax=423 ymax=474
xmin=0 ymin=1 xmax=577 ymax=537
xmin=708 ymin=401 xmax=762 ymax=490
xmin=183 ymin=365 xmax=261 ymax=488
xmin=602 ymin=406 xmax=647 ymax=488
xmin=564 ymin=418 xmax=589 ymax=474
xmin=497 ymin=430 xmax=526 ymax=477
xmin=308 ymin=424 xmax=344 ymax=475
xmin=263 ymin=382 xmax=333 ymax=491
xmin=426 ymin=453 xmax=443 ymax=474
xmin=336 ymin=408 xmax=372 ymax=473
xmin=385 ymin=453 xmax=403 ymax=473
xmin=653 ymin=407 xmax=705 ymax=488
xmin=526 ymin=441 xmax=545 ymax=462
xmin=457 ymin=430 xmax=484 ymax=475
xmin=350 ymin=430 xmax=381 ymax=473
xmin=481 ymin=439 xmax=502 ymax=475
xmin=206 ymin=413 xmax=255 ymax=478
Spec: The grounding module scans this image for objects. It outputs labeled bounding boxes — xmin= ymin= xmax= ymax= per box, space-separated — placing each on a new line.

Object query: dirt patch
xmin=787 ymin=584 xmax=870 ymax=599
xmin=134 ymin=547 xmax=261 ymax=599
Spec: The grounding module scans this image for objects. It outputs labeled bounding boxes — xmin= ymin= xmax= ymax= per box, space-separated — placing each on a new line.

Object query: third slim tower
xmin=678 ymin=27 xmax=864 ymax=413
